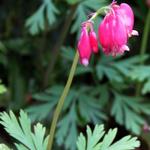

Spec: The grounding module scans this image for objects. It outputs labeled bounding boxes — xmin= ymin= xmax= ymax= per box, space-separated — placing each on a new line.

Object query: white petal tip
xmin=131 ymin=30 xmax=139 ymax=36
xmin=81 ymin=58 xmax=89 ymax=67
xmin=121 ymin=45 xmax=130 ymax=52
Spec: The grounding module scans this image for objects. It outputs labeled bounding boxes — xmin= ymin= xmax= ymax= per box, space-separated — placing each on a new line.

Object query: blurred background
xmin=0 ymin=0 xmax=150 ymax=149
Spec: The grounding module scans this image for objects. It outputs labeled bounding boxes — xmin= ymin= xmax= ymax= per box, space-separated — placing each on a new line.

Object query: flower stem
xmin=140 ymin=9 xmax=150 ymax=60
xmin=136 ymin=9 xmax=150 ymax=96
xmin=46 ymin=51 xmax=79 ymax=150
xmin=89 ymin=6 xmax=110 ymax=22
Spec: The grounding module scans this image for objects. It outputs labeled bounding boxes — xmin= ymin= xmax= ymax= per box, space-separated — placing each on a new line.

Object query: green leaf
xmin=129 ymin=66 xmax=150 ymax=94
xmin=0 ymin=144 xmax=11 ymax=150
xmin=26 ymin=86 xmax=62 ymax=121
xmin=111 ymin=93 xmax=150 ymax=134
xmin=129 ymin=66 xmax=150 ymax=82
xmin=100 ymin=128 xmax=117 ymax=150
xmin=45 ymin=0 xmax=59 ymax=25
xmin=112 ymin=55 xmax=148 ymax=76
xmin=31 ymin=123 xmax=49 ymax=150
xmin=108 ymin=135 xmax=140 ymax=150
xmin=77 ymin=124 xmax=140 ymax=150
xmin=77 ymin=125 xmax=104 ymax=150
xmin=142 ymin=78 xmax=150 ymax=94
xmin=96 ymin=64 xmax=123 ymax=82
xmin=78 ymin=94 xmax=107 ymax=124
xmin=15 ymin=144 xmax=28 ymax=150
xmin=0 ymin=110 xmax=48 ymax=150
xmin=26 ymin=5 xmax=45 ymax=35
xmin=26 ymin=0 xmax=59 ymax=35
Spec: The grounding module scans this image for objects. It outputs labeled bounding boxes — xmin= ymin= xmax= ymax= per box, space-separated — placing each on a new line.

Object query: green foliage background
xmin=0 ymin=0 xmax=150 ymax=149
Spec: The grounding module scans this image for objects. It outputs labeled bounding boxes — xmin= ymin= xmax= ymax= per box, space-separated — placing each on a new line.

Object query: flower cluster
xmin=77 ymin=2 xmax=138 ymax=66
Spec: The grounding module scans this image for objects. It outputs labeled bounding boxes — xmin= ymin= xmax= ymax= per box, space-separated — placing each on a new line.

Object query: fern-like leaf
xmin=0 ymin=110 xmax=48 ymax=150
xmin=77 ymin=125 xmax=140 ymax=150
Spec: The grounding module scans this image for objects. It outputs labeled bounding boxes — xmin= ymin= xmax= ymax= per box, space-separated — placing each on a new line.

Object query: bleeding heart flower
xmin=99 ymin=2 xmax=138 ymax=56
xmin=77 ymin=27 xmax=92 ymax=66
xmin=77 ymin=21 xmax=98 ymax=66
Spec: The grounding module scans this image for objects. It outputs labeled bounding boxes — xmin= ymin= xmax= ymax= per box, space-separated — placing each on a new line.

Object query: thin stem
xmin=140 ymin=9 xmax=150 ymax=60
xmin=89 ymin=6 xmax=110 ymax=22
xmin=136 ymin=9 xmax=150 ymax=96
xmin=46 ymin=51 xmax=79 ymax=150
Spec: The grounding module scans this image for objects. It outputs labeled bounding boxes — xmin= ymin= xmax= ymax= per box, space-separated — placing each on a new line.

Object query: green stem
xmin=140 ymin=9 xmax=150 ymax=59
xmin=136 ymin=9 xmax=150 ymax=96
xmin=89 ymin=6 xmax=110 ymax=21
xmin=47 ymin=51 xmax=79 ymax=150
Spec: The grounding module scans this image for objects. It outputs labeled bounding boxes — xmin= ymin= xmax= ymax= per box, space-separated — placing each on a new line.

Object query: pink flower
xmin=99 ymin=2 xmax=138 ymax=56
xmin=113 ymin=3 xmax=138 ymax=37
xmin=77 ymin=21 xmax=98 ymax=66
xmin=89 ymin=31 xmax=98 ymax=53
xmin=78 ymin=27 xmax=92 ymax=66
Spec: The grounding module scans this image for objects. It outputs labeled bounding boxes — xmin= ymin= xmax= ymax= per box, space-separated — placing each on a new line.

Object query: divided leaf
xmin=26 ymin=0 xmax=59 ymax=35
xmin=77 ymin=125 xmax=140 ymax=150
xmin=111 ymin=93 xmax=150 ymax=134
xmin=0 ymin=110 xmax=48 ymax=150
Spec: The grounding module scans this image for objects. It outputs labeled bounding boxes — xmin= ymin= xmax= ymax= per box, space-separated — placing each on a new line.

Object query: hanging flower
xmin=77 ymin=26 xmax=92 ymax=66
xmin=77 ymin=21 xmax=98 ymax=66
xmin=99 ymin=2 xmax=138 ymax=56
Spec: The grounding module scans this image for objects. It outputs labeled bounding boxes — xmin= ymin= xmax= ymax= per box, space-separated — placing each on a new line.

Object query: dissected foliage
xmin=0 ymin=111 xmax=140 ymax=150
xmin=0 ymin=110 xmax=49 ymax=150
xmin=77 ymin=125 xmax=140 ymax=150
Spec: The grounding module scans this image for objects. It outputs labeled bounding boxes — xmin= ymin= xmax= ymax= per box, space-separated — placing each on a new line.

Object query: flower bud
xmin=89 ymin=31 xmax=99 ymax=53
xmin=77 ymin=27 xmax=92 ymax=66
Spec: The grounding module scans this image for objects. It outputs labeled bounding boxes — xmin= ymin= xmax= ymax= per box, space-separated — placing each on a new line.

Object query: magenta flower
xmin=77 ymin=21 xmax=98 ymax=66
xmin=77 ymin=27 xmax=92 ymax=66
xmin=99 ymin=2 xmax=138 ymax=56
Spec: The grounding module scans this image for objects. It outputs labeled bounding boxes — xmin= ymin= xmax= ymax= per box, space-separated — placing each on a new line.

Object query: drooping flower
xmin=77 ymin=21 xmax=98 ymax=66
xmin=98 ymin=2 xmax=138 ymax=56
xmin=77 ymin=27 xmax=92 ymax=66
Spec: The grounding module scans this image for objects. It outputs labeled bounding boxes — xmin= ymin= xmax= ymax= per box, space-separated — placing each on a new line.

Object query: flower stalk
xmin=136 ymin=9 xmax=150 ymax=96
xmin=47 ymin=51 xmax=79 ymax=150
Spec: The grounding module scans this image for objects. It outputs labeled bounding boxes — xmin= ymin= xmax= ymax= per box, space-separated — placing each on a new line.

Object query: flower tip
xmin=131 ymin=30 xmax=139 ymax=36
xmin=81 ymin=58 xmax=89 ymax=67
xmin=128 ymin=30 xmax=139 ymax=37
xmin=121 ymin=45 xmax=130 ymax=52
